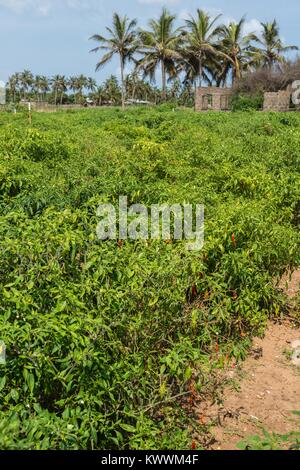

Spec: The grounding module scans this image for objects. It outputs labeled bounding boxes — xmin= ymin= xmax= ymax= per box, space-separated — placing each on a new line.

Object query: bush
xmin=234 ymin=59 xmax=300 ymax=95
xmin=231 ymin=94 xmax=263 ymax=111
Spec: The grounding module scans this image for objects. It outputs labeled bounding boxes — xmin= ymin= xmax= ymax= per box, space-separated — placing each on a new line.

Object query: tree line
xmin=90 ymin=9 xmax=298 ymax=109
xmin=6 ymin=8 xmax=298 ymax=109
xmin=6 ymin=71 xmax=194 ymax=107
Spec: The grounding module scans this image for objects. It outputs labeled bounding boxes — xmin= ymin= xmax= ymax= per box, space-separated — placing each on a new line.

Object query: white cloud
xmin=0 ymin=0 xmax=30 ymax=13
xmin=178 ymin=9 xmax=189 ymax=21
xmin=243 ymin=18 xmax=263 ymax=36
xmin=179 ymin=7 xmax=232 ymax=24
xmin=222 ymin=16 xmax=263 ymax=37
xmin=0 ymin=0 xmax=102 ymax=16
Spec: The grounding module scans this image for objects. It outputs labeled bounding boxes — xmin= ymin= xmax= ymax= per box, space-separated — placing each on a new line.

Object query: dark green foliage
xmin=231 ymin=94 xmax=264 ymax=111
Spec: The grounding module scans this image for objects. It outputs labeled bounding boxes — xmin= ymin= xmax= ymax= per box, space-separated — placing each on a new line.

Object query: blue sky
xmin=0 ymin=0 xmax=299 ymax=84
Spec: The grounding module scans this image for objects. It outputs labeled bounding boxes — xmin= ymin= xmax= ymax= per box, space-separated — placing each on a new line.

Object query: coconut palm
xmin=34 ymin=75 xmax=50 ymax=102
xmin=251 ymin=20 xmax=298 ymax=70
xmin=51 ymin=75 xmax=60 ymax=105
xmin=7 ymin=73 xmax=19 ymax=103
xmin=90 ymin=13 xmax=138 ymax=110
xmin=125 ymin=71 xmax=144 ymax=101
xmin=34 ymin=75 xmax=41 ymax=101
xmin=179 ymin=82 xmax=194 ymax=106
xmin=59 ymin=76 xmax=68 ymax=104
xmin=103 ymin=75 xmax=121 ymax=105
xmin=76 ymin=75 xmax=88 ymax=98
xmin=137 ymin=8 xmax=182 ymax=100
xmin=68 ymin=77 xmax=80 ymax=103
xmin=165 ymin=78 xmax=181 ymax=101
xmin=39 ymin=76 xmax=50 ymax=101
xmin=51 ymin=75 xmax=68 ymax=105
xmin=181 ymin=9 xmax=225 ymax=87
xmin=20 ymin=70 xmax=34 ymax=100
xmin=87 ymin=77 xmax=97 ymax=94
xmin=92 ymin=85 xmax=107 ymax=106
xmin=218 ymin=17 xmax=257 ymax=85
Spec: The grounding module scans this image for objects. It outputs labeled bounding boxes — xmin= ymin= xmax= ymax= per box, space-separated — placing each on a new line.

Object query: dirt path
xmin=279 ymin=270 xmax=300 ymax=299
xmin=206 ymin=271 xmax=300 ymax=450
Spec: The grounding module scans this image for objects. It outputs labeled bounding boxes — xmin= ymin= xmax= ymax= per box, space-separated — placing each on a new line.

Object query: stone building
xmin=195 ymin=86 xmax=232 ymax=112
xmin=263 ymin=87 xmax=292 ymax=112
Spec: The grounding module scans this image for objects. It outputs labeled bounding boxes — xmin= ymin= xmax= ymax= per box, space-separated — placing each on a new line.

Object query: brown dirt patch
xmin=279 ymin=270 xmax=300 ymax=299
xmin=201 ymin=270 xmax=300 ymax=450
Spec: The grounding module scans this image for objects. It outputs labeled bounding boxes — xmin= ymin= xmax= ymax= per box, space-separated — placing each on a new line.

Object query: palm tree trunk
xmin=161 ymin=60 xmax=167 ymax=101
xmin=232 ymin=58 xmax=240 ymax=87
xmin=120 ymin=56 xmax=125 ymax=110
xmin=193 ymin=81 xmax=197 ymax=111
xmin=198 ymin=52 xmax=203 ymax=88
xmin=231 ymin=70 xmax=235 ymax=87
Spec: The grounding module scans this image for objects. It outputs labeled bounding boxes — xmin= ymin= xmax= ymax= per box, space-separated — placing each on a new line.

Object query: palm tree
xmin=51 ymin=75 xmax=67 ymax=105
xmin=51 ymin=75 xmax=60 ymax=105
xmin=39 ymin=76 xmax=50 ymax=102
xmin=103 ymin=75 xmax=121 ymax=105
xmin=87 ymin=77 xmax=97 ymax=95
xmin=90 ymin=13 xmax=138 ymax=110
xmin=219 ymin=18 xmax=256 ymax=85
xmin=125 ymin=71 xmax=144 ymax=101
xmin=34 ymin=75 xmax=50 ymax=102
xmin=69 ymin=77 xmax=79 ymax=103
xmin=7 ymin=73 xmax=19 ymax=103
xmin=252 ymin=20 xmax=298 ymax=69
xmin=181 ymin=9 xmax=224 ymax=87
xmin=20 ymin=70 xmax=34 ymax=100
xmin=77 ymin=75 xmax=88 ymax=99
xmin=179 ymin=82 xmax=194 ymax=106
xmin=138 ymin=8 xmax=182 ymax=100
xmin=92 ymin=85 xmax=107 ymax=106
xmin=169 ymin=78 xmax=182 ymax=100
xmin=59 ymin=76 xmax=68 ymax=104
xmin=34 ymin=75 xmax=42 ymax=101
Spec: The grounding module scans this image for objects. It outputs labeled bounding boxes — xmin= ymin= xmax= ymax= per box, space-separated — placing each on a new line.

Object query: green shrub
xmin=231 ymin=94 xmax=263 ymax=111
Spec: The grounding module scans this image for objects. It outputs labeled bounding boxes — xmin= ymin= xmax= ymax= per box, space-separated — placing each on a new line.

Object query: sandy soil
xmin=279 ymin=270 xmax=300 ymax=299
xmin=203 ymin=270 xmax=300 ymax=450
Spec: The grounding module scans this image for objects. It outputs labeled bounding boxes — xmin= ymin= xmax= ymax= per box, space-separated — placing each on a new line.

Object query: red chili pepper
xmin=231 ymin=233 xmax=237 ymax=247
xmin=192 ymin=284 xmax=198 ymax=298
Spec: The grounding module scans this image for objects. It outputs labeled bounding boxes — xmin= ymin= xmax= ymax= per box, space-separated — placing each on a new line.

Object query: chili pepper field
xmin=0 ymin=106 xmax=299 ymax=449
